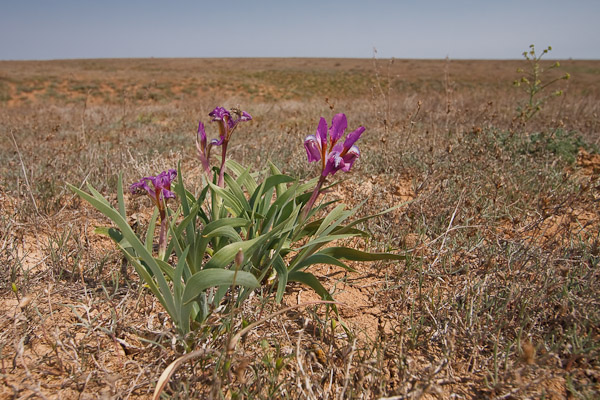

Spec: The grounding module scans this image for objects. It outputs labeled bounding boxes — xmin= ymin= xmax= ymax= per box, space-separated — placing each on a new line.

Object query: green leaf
xmin=208 ymin=181 xmax=244 ymax=216
xmin=289 ymin=253 xmax=354 ymax=274
xmin=319 ymin=199 xmax=369 ymax=238
xmin=163 ymin=206 xmax=183 ymax=261
xmin=116 ymin=242 xmax=164 ymax=303
xmin=156 ymin=258 xmax=175 ymax=281
xmin=169 ymin=203 xmax=197 ymax=243
xmin=260 ymin=203 xmax=279 ymax=235
xmin=297 ymin=177 xmax=320 ymax=197
xmin=336 ymin=202 xmax=410 ymax=235
xmin=202 ymin=217 xmax=250 ymax=235
xmin=268 ymin=161 xmax=288 ymax=198
xmin=258 ymin=187 xmax=275 ymax=218
xmin=194 ymin=218 xmax=250 ymax=265
xmin=226 ymin=159 xmax=258 ymax=194
xmin=173 ymin=247 xmax=193 ymax=334
xmin=195 ymin=183 xmax=211 ymax=225
xmin=117 ymin=173 xmax=126 ymax=219
xmin=145 ymin=208 xmax=159 ymax=253
xmin=182 ymin=269 xmax=259 ymax=305
xmin=235 ymin=168 xmax=255 ymax=193
xmin=68 ymin=183 xmax=177 ymax=320
xmin=272 ymin=254 xmax=288 ymax=303
xmin=202 ymin=226 xmax=243 ymax=243
xmin=249 ymin=174 xmax=295 ymax=209
xmin=320 ymin=246 xmax=406 ymax=262
xmin=288 ymin=271 xmax=334 ymax=304
xmin=173 ymin=247 xmax=189 ymax=295
xmin=95 ymin=226 xmax=128 ymax=247
xmin=292 ymin=233 xmax=359 ymax=251
xmin=224 ymin=173 xmax=252 ymax=213
xmin=175 ymin=162 xmax=196 ymax=246
xmin=315 ymin=204 xmax=348 ymax=236
xmin=203 ymin=235 xmax=269 ymax=270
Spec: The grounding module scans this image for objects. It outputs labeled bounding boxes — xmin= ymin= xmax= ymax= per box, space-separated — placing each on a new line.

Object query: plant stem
xmin=217 ymin=141 xmax=228 ymax=187
xmin=301 ymin=175 xmax=327 ymax=221
xmin=158 ymin=209 xmax=168 ymax=259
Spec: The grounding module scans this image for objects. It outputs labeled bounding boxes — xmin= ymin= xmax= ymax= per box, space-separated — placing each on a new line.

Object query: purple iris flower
xmin=208 ymin=106 xmax=252 ymax=140
xmin=196 ymin=106 xmax=252 ymax=186
xmin=130 ymin=169 xmax=177 ymax=208
xmin=130 ymin=169 xmax=177 ymax=258
xmin=304 ymin=113 xmax=365 ymax=177
xmin=209 ymin=106 xmax=231 ymax=122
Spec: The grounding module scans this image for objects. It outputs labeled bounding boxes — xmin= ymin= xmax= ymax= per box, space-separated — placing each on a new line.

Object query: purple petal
xmin=331 ymin=142 xmax=344 ymax=154
xmin=323 ymin=152 xmax=344 ymax=177
xmin=130 ymin=179 xmax=151 ymax=196
xmin=197 ymin=121 xmax=207 ymax=149
xmin=196 ymin=123 xmax=213 ymax=174
xmin=155 ymin=176 xmax=168 ymax=192
xmin=209 ymin=107 xmax=230 ymax=121
xmin=229 ymin=109 xmax=252 ymax=131
xmin=161 ymin=188 xmax=176 ymax=199
xmin=341 ymin=145 xmax=360 ymax=172
xmin=304 ymin=135 xmax=322 ymax=162
xmin=343 ymin=126 xmax=365 ymax=150
xmin=132 ymin=177 xmax=158 ymax=202
xmin=226 ymin=119 xmax=236 ymax=131
xmin=329 ymin=113 xmax=347 ymax=144
xmin=166 ymin=169 xmax=177 ymax=185
xmin=131 ymin=170 xmax=177 ymax=205
xmin=240 ymin=111 xmax=252 ymax=121
xmin=211 ymin=137 xmax=224 ymax=146
xmin=316 ymin=117 xmax=328 ymax=150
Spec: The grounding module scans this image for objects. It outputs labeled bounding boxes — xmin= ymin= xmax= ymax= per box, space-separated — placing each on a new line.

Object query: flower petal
xmin=316 ymin=117 xmax=328 ymax=150
xmin=329 ymin=113 xmax=347 ymax=144
xmin=165 ymin=169 xmax=177 ymax=187
xmin=132 ymin=170 xmax=178 ymax=205
xmin=209 ymin=107 xmax=230 ymax=121
xmin=341 ymin=145 xmax=360 ymax=172
xmin=331 ymin=142 xmax=344 ymax=154
xmin=161 ymin=188 xmax=176 ymax=199
xmin=240 ymin=111 xmax=252 ymax=121
xmin=211 ymin=137 xmax=224 ymax=146
xmin=197 ymin=121 xmax=207 ymax=144
xmin=323 ymin=152 xmax=344 ymax=176
xmin=196 ymin=123 xmax=213 ymax=174
xmin=343 ymin=126 xmax=365 ymax=150
xmin=304 ymin=135 xmax=322 ymax=162
xmin=130 ymin=179 xmax=151 ymax=196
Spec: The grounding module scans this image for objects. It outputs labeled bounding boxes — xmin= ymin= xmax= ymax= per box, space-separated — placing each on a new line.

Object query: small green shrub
xmin=528 ymin=129 xmax=596 ymax=163
xmin=514 ymin=44 xmax=570 ymax=122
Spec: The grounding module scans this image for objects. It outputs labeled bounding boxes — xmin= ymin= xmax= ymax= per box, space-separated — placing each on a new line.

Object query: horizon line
xmin=2 ymin=55 xmax=600 ymax=62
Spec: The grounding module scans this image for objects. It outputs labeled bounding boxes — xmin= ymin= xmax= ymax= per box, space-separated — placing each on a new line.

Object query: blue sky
xmin=1 ymin=0 xmax=599 ymax=60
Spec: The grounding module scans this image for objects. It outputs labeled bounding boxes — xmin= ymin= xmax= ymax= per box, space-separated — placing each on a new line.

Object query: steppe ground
xmin=1 ymin=57 xmax=599 ymax=399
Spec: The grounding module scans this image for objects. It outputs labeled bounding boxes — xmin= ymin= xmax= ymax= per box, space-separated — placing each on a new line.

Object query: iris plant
xmin=130 ymin=169 xmax=177 ymax=258
xmin=196 ymin=106 xmax=252 ymax=186
xmin=302 ymin=113 xmax=364 ymax=218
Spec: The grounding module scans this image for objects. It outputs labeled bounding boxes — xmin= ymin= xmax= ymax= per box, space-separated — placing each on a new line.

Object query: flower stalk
xmin=301 ymin=175 xmax=326 ymax=221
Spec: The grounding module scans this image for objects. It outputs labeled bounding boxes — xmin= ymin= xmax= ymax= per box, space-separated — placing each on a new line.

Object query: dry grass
xmin=1 ymin=57 xmax=599 ymax=399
